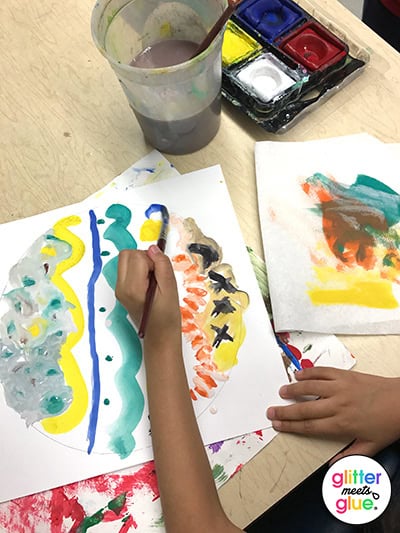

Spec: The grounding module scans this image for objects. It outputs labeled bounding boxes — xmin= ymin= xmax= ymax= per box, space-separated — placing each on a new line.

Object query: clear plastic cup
xmin=91 ymin=0 xmax=227 ymax=154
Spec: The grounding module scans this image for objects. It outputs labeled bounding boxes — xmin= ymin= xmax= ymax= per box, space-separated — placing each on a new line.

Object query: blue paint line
xmin=144 ymin=203 xmax=164 ymax=219
xmin=87 ymin=210 xmax=103 ymax=454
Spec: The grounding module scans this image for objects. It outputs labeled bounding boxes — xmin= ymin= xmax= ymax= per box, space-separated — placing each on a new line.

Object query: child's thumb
xmin=147 ymin=245 xmax=176 ymax=291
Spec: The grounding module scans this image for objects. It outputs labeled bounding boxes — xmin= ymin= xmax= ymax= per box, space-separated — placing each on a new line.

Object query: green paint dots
xmin=104 ymin=398 xmax=110 ymax=405
xmin=46 ymin=369 xmax=59 ymax=376
xmin=14 ymin=301 xmax=22 ymax=313
xmin=41 ymin=395 xmax=65 ymax=415
xmin=1 ymin=351 xmax=13 ymax=359
xmin=105 ymin=355 xmax=113 ymax=362
xmin=101 ymin=251 xmax=111 ymax=256
xmin=49 ymin=298 xmax=62 ymax=310
xmin=97 ymin=219 xmax=105 ymax=225
xmin=22 ymin=276 xmax=36 ymax=287
xmin=99 ymin=307 xmax=107 ymax=313
xmin=212 ymin=464 xmax=228 ymax=483
xmin=55 ymin=330 xmax=63 ymax=337
xmin=7 ymin=321 xmax=16 ymax=335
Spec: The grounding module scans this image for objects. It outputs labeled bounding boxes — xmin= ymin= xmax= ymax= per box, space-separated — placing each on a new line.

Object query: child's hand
xmin=116 ymin=246 xmax=181 ymax=346
xmin=267 ymin=367 xmax=400 ymax=461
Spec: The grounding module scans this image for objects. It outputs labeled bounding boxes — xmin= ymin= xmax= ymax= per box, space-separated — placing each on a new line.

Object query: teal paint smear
xmin=22 ymin=276 xmax=35 ymax=287
xmin=351 ymin=175 xmax=400 ymax=227
xmin=308 ymin=173 xmax=400 ymax=227
xmin=102 ymin=204 xmax=144 ymax=459
xmin=305 ymin=173 xmax=400 ymax=257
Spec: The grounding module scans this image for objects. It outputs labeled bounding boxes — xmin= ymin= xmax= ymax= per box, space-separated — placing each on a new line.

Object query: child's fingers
xmin=116 ymin=250 xmax=153 ymax=305
xmin=293 ymin=367 xmax=345 ymax=381
xmin=269 ymin=416 xmax=338 ymax=436
xmin=147 ymin=245 xmax=177 ymax=294
xmin=267 ymin=398 xmax=335 ymax=425
xmin=278 ymin=379 xmax=336 ymax=400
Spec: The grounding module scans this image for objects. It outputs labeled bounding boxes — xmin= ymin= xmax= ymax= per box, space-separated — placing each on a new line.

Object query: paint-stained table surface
xmin=2 ymin=0 xmax=400 ymax=528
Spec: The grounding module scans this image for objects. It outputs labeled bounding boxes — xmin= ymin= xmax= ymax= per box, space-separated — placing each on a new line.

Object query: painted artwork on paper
xmin=0 ymin=205 xmax=250 ymax=455
xmin=255 ymin=136 xmax=400 ymax=334
xmin=0 ymin=167 xmax=289 ymax=503
xmin=0 ymin=156 xmax=357 ymax=531
xmin=301 ymin=173 xmax=400 ymax=309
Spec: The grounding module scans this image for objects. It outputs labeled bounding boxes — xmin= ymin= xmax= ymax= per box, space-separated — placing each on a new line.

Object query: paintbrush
xmin=138 ymin=205 xmax=170 ymax=339
xmin=274 ymin=334 xmax=302 ymax=371
xmin=190 ymin=0 xmax=242 ymax=59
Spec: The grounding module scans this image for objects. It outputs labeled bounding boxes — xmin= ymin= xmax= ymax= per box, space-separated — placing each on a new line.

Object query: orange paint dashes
xmin=187 ymin=287 xmax=208 ymax=297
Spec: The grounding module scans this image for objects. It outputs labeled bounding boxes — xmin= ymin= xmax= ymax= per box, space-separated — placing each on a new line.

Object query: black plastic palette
xmin=221 ymin=0 xmax=369 ymax=133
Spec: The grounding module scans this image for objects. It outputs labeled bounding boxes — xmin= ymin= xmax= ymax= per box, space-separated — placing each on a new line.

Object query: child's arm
xmin=116 ymin=246 xmax=242 ymax=533
xmin=267 ymin=366 xmax=400 ymax=461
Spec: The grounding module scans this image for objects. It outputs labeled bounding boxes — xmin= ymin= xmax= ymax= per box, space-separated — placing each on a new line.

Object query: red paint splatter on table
xmin=0 ymin=461 xmax=159 ymax=533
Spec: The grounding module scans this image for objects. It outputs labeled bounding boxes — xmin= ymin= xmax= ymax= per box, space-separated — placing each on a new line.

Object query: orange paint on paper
xmin=171 ymin=215 xmax=249 ymax=399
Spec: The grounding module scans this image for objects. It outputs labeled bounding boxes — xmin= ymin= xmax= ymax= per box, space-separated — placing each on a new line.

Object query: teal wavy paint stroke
xmin=102 ymin=204 xmax=144 ymax=459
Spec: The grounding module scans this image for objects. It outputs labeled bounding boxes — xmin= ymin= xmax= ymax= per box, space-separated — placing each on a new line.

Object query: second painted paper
xmin=256 ymin=135 xmax=400 ymax=333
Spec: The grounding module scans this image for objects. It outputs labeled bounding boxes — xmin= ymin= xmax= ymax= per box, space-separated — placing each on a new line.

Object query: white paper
xmin=255 ymin=134 xmax=400 ymax=334
xmin=0 ymin=166 xmax=289 ymax=502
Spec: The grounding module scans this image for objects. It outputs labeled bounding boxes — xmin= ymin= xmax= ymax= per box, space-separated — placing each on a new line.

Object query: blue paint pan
xmin=234 ymin=0 xmax=306 ymax=43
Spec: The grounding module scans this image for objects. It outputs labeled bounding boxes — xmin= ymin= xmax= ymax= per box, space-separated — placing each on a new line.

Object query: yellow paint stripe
xmin=41 ymin=216 xmax=88 ymax=434
xmin=308 ymin=266 xmax=398 ymax=309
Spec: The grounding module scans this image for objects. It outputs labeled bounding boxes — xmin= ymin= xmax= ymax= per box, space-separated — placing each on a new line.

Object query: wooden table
xmin=2 ymin=0 xmax=400 ymax=528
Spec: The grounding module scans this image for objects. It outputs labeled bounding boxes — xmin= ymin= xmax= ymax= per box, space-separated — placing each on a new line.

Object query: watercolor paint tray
xmin=221 ymin=0 xmax=370 ymax=133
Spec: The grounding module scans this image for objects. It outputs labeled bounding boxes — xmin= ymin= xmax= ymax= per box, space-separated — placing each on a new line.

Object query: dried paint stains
xmin=0 ymin=461 xmax=159 ymax=533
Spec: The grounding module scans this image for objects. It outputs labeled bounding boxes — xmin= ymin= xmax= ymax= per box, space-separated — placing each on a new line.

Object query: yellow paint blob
xmin=41 ymin=216 xmax=89 ymax=434
xmin=140 ymin=219 xmax=162 ymax=242
xmin=222 ymin=21 xmax=261 ymax=66
xmin=40 ymin=246 xmax=57 ymax=257
xmin=28 ymin=318 xmax=47 ymax=338
xmin=308 ymin=266 xmax=398 ymax=309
